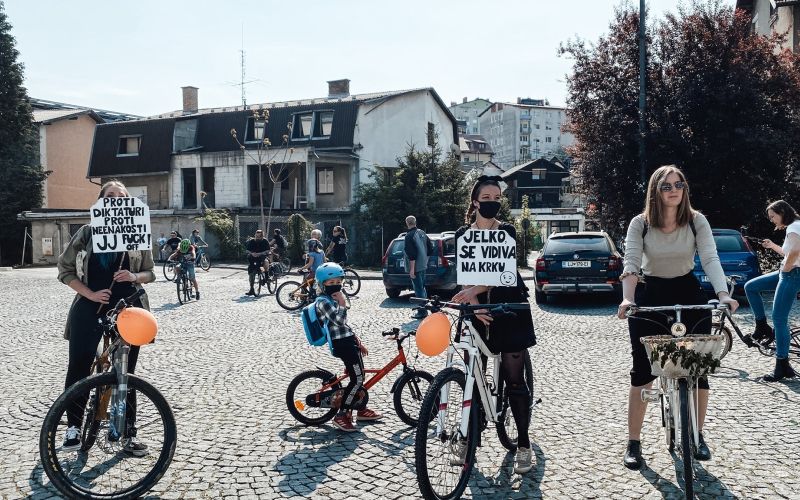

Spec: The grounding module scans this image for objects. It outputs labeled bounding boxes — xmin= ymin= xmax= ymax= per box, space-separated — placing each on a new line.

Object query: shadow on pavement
xmin=470 ymin=442 xmax=545 ymax=499
xmin=535 ymin=294 xmax=618 ymax=316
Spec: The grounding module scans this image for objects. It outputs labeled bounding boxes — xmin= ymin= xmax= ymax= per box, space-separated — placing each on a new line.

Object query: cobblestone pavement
xmin=1 ymin=266 xmax=799 ymax=499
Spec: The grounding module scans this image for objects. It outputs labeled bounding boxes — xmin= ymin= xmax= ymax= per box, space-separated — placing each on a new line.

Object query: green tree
xmin=560 ymin=1 xmax=800 ymax=239
xmin=353 ymin=136 xmax=470 ymax=264
xmin=0 ymin=1 xmax=47 ymax=264
xmin=286 ymin=213 xmax=315 ymax=264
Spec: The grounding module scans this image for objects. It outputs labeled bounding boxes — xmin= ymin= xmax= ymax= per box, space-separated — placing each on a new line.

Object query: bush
xmin=286 ymin=213 xmax=315 ymax=264
xmin=195 ymin=209 xmax=242 ymax=259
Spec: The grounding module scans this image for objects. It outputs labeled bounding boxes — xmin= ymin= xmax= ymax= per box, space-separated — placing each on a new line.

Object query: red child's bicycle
xmin=286 ymin=328 xmax=433 ymax=427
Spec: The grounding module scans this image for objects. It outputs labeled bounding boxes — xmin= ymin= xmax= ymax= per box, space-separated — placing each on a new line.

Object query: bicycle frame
xmin=438 ymin=316 xmax=504 ymax=442
xmin=93 ymin=310 xmax=135 ymax=442
xmin=311 ymin=334 xmax=412 ymax=399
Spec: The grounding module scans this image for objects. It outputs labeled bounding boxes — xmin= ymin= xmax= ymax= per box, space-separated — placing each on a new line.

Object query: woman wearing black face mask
xmin=451 ymin=175 xmax=537 ymax=474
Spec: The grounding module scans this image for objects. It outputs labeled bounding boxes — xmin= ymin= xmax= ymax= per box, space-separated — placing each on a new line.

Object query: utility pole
xmin=638 ymin=0 xmax=647 ymax=184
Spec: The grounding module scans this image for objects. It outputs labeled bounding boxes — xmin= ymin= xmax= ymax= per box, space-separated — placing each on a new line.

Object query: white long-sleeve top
xmin=622 ymin=211 xmax=727 ymax=295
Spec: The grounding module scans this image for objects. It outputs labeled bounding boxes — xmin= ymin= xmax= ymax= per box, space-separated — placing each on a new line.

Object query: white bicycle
xmin=627 ymin=301 xmax=730 ymax=499
xmin=412 ymin=298 xmax=539 ymax=500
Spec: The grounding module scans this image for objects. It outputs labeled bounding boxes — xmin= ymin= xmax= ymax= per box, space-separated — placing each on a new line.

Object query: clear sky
xmin=5 ymin=0 xmax=735 ymax=117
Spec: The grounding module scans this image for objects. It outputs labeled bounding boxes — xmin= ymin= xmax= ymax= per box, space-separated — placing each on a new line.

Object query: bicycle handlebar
xmin=381 ymin=327 xmax=415 ymax=341
xmin=410 ymin=296 xmax=528 ymax=317
xmin=625 ymin=301 xmax=730 ymax=317
xmin=112 ymin=289 xmax=146 ymax=314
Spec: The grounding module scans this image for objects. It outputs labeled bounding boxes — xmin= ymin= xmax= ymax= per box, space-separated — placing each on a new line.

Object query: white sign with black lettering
xmin=89 ymin=197 xmax=152 ymax=253
xmin=457 ymin=229 xmax=517 ymax=286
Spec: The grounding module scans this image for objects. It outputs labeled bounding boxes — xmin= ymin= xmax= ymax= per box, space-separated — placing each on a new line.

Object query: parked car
xmin=692 ymin=228 xmax=761 ymax=299
xmin=534 ymin=231 xmax=623 ymax=304
xmin=382 ymin=231 xmax=458 ymax=298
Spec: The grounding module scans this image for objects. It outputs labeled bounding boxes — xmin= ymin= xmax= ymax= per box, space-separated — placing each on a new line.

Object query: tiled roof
xmin=33 ymin=109 xmax=102 ymax=124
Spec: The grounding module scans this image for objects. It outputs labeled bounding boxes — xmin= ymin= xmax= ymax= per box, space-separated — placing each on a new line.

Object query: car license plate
xmin=700 ymin=275 xmax=710 ymax=282
xmin=563 ymin=261 xmax=590 ymax=268
xmin=398 ymin=260 xmax=405 ymax=270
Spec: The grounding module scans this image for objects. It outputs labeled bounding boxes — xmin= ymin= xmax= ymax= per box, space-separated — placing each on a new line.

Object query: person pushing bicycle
xmin=168 ymin=239 xmax=200 ymax=300
xmin=315 ymin=263 xmax=382 ymax=431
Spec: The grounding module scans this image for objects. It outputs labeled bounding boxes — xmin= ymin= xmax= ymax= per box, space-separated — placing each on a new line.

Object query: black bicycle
xmin=39 ymin=290 xmax=177 ymax=499
xmin=175 ymin=260 xmax=196 ymax=305
xmin=338 ymin=262 xmax=361 ymax=297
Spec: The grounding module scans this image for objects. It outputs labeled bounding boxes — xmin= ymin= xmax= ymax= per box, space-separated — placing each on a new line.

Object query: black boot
xmin=752 ymin=319 xmax=774 ymax=345
xmin=623 ymin=440 xmax=643 ymax=470
xmin=693 ymin=432 xmax=711 ymax=461
xmin=764 ymin=358 xmax=797 ymax=382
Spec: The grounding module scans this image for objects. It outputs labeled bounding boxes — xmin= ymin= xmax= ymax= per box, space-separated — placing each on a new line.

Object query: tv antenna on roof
xmin=236 ymin=23 xmax=258 ymax=106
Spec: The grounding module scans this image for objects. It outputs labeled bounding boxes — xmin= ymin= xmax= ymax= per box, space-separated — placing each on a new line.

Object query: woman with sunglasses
xmin=451 ymin=175 xmax=537 ymax=474
xmin=617 ymin=165 xmax=738 ymax=470
xmin=743 ymin=200 xmax=800 ymax=381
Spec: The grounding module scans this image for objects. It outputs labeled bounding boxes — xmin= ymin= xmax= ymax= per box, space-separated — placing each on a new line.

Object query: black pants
xmin=66 ymin=298 xmax=140 ymax=430
xmin=628 ymin=272 xmax=711 ymax=389
xmin=331 ymin=336 xmax=364 ymax=412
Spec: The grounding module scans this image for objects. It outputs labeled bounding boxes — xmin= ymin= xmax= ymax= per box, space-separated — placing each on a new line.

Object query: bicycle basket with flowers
xmin=640 ymin=335 xmax=726 ymax=378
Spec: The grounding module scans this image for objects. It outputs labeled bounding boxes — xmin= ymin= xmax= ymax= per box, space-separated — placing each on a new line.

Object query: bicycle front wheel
xmin=40 ymin=373 xmax=177 ymax=500
xmin=393 ymin=370 xmax=433 ymax=427
xmin=415 ymin=368 xmax=478 ymax=500
xmin=162 ymin=261 xmax=176 ymax=282
xmin=199 ymin=253 xmax=211 ymax=271
xmin=678 ymin=379 xmax=694 ymax=498
xmin=276 ymin=281 xmax=307 ymax=311
xmin=266 ymin=271 xmax=278 ymax=295
xmin=342 ymin=269 xmax=361 ymax=297
xmin=658 ymin=377 xmax=675 ymax=452
xmin=280 ymin=257 xmax=292 ymax=274
xmin=496 ymin=350 xmax=534 ymax=451
xmin=176 ymin=276 xmax=186 ymax=305
xmin=255 ymin=272 xmax=264 ymax=297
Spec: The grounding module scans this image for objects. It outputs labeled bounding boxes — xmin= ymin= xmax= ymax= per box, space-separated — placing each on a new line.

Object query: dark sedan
xmin=381 ymin=232 xmax=458 ymax=298
xmin=692 ymin=228 xmax=761 ymax=300
xmin=534 ymin=231 xmax=623 ymax=304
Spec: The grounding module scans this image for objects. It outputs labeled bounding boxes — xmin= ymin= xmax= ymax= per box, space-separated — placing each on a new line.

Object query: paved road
xmin=1 ymin=266 xmax=799 ymax=499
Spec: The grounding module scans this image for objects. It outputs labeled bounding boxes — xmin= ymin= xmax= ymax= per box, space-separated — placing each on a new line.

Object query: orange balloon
xmin=416 ymin=312 xmax=451 ymax=356
xmin=117 ymin=307 xmax=158 ymax=346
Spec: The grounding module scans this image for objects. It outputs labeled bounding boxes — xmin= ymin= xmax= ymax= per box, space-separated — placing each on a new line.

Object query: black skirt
xmin=471 ymin=278 xmax=536 ymax=354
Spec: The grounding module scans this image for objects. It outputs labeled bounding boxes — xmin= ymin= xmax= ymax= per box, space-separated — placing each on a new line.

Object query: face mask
xmin=477 ymin=201 xmax=501 ymax=219
xmin=324 ymin=284 xmax=342 ymax=296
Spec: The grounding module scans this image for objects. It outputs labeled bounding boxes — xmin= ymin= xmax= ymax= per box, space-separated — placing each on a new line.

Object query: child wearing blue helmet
xmin=315 ymin=262 xmax=381 ymax=431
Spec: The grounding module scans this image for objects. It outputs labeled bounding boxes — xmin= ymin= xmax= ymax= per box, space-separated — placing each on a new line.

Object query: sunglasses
xmin=477 ymin=175 xmax=502 ymax=183
xmin=659 ymin=181 xmax=687 ymax=192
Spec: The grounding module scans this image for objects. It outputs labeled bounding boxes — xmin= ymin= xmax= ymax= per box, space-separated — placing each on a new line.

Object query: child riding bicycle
xmin=315 ymin=263 xmax=381 ymax=431
xmin=169 ymin=239 xmax=200 ymax=300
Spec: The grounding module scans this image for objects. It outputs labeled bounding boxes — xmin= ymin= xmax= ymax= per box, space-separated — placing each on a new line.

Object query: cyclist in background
xmin=299 ymin=239 xmax=325 ymax=284
xmin=269 ymin=228 xmax=288 ymax=263
xmin=617 ymin=165 xmax=737 ymax=470
xmin=245 ymin=229 xmax=269 ymax=296
xmin=325 ymin=226 xmax=348 ymax=265
xmin=169 ymin=239 xmax=200 ymax=300
xmin=190 ymin=229 xmax=208 ymax=265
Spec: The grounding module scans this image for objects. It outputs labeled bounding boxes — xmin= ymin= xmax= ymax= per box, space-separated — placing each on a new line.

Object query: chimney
xmin=450 ymin=101 xmax=456 ymax=107
xmin=516 ymin=97 xmax=522 ymax=104
xmin=327 ymin=79 xmax=350 ymax=98
xmin=182 ymin=86 xmax=198 ymax=114
xmin=463 ymin=97 xmax=467 ymax=103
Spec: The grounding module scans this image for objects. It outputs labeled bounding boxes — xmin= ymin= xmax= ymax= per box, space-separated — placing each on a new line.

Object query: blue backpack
xmin=301 ymin=295 xmax=334 ymax=348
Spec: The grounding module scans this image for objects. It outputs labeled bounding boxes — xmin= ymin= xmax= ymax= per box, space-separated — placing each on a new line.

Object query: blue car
xmin=692 ymin=228 xmax=761 ymax=299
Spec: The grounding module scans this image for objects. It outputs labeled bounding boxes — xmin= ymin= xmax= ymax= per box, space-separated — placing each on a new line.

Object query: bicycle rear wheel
xmin=415 ymin=368 xmax=478 ymax=500
xmin=40 ymin=373 xmax=177 ymax=500
xmin=393 ymin=370 xmax=433 ymax=427
xmin=678 ymin=379 xmax=694 ymax=498
xmin=162 ymin=261 xmax=176 ymax=282
xmin=713 ymin=322 xmax=733 ymax=359
xmin=286 ymin=369 xmax=342 ymax=426
xmin=342 ymin=269 xmax=361 ymax=297
xmin=276 ymin=281 xmax=307 ymax=311
xmin=496 ymin=350 xmax=534 ymax=451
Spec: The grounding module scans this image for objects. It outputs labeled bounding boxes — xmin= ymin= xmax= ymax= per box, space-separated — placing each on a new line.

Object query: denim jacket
xmin=57 ymin=224 xmax=155 ymax=340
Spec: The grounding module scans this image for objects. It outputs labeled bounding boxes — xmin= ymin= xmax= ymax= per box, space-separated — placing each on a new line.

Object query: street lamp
xmin=253 ymin=118 xmax=267 ymax=231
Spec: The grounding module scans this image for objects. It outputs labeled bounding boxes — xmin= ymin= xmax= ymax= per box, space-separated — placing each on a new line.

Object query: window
xmin=545 ymin=137 xmax=552 ymax=143
xmin=245 ymin=117 xmax=268 ymax=143
xmin=317 ymin=111 xmax=333 ymax=137
xmin=531 ymin=169 xmax=546 ymax=180
xmin=545 ymin=124 xmax=552 ymax=130
xmin=182 ymin=168 xmax=197 ymax=209
xmin=117 ymin=135 xmax=141 ymax=156
xmin=173 ymin=119 xmax=198 ymax=151
xmin=427 ymin=122 xmax=435 ymax=146
xmin=201 ymin=167 xmax=215 ymax=208
xmin=478 ymin=143 xmax=485 ymax=151
xmin=520 ymin=134 xmax=529 ymax=142
xmin=317 ymin=167 xmax=334 ymax=194
xmin=464 ymin=156 xmax=470 ymax=162
xmin=520 ymin=147 xmax=529 ymax=158
xmin=292 ymin=113 xmax=313 ymax=139
xmin=534 ymin=124 xmax=540 ymax=129
xmin=535 ymin=193 xmax=543 ymax=202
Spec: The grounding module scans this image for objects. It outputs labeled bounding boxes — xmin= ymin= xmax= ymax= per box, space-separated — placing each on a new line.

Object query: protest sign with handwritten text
xmin=90 ymin=197 xmax=151 ymax=253
xmin=456 ymin=229 xmax=517 ymax=286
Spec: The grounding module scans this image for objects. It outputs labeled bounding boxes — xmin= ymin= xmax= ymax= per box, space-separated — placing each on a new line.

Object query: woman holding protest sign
xmin=56 ymin=180 xmax=155 ymax=455
xmin=451 ymin=175 xmax=537 ymax=474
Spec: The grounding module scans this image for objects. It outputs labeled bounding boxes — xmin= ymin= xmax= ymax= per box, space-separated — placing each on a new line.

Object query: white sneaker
xmin=62 ymin=426 xmax=81 ymax=452
xmin=449 ymin=439 xmax=468 ymax=466
xmin=514 ymin=446 xmax=533 ymax=474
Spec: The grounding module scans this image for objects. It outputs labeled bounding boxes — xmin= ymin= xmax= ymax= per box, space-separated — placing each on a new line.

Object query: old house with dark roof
xmin=19 ymin=80 xmax=458 ymax=264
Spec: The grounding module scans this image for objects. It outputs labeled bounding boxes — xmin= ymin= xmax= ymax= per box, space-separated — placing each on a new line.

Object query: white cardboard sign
xmin=457 ymin=229 xmax=517 ymax=286
xmin=90 ymin=197 xmax=151 ymax=253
